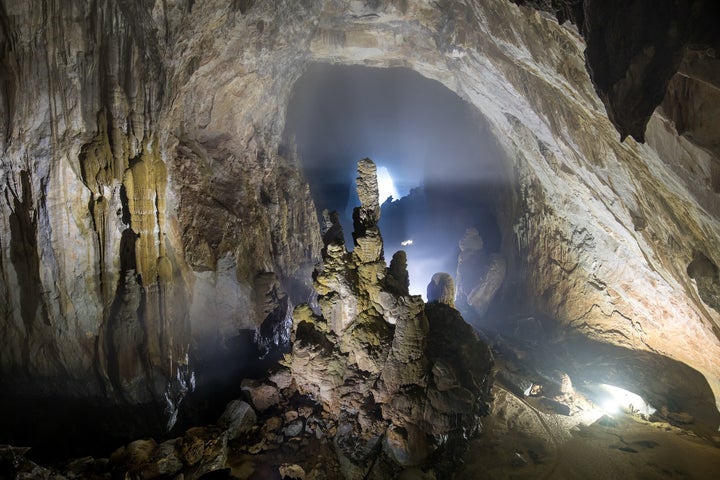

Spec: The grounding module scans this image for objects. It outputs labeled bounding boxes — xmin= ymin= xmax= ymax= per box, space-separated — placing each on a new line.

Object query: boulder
xmin=241 ymin=379 xmax=280 ymax=412
xmin=427 ymin=273 xmax=455 ymax=307
xmin=178 ymin=426 xmax=228 ymax=478
xmin=217 ymin=399 xmax=257 ymax=440
xmin=278 ymin=463 xmax=306 ymax=479
xmin=283 ymin=419 xmax=305 ymax=438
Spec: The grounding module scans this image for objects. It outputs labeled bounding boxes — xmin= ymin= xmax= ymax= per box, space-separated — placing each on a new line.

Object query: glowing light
xmin=401 ymin=239 xmax=413 ymax=246
xmin=377 ymin=166 xmax=400 ymax=203
xmin=599 ymin=398 xmax=621 ymax=415
xmin=593 ymin=384 xmax=656 ymax=416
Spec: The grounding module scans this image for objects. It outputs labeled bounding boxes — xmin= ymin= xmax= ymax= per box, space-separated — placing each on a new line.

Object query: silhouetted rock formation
xmin=386 ymin=251 xmax=410 ymax=296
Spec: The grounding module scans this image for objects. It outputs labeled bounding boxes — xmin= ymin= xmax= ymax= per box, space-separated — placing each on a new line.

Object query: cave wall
xmin=0 ymin=0 xmax=180 ymax=405
xmin=1 ymin=0 xmax=720 ymax=413
xmin=0 ymin=0 xmax=321 ymax=410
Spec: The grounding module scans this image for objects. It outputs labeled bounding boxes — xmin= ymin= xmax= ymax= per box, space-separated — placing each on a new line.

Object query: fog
xmin=284 ymin=64 xmax=507 ymax=296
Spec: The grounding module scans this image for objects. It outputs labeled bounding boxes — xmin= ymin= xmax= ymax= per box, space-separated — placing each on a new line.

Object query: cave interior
xmin=1 ymin=0 xmax=720 ymax=479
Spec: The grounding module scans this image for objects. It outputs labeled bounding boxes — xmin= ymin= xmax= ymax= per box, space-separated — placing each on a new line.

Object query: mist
xmin=284 ymin=64 xmax=508 ymax=296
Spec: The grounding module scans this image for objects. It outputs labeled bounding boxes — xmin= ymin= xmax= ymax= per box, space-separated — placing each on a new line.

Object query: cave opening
xmin=284 ymin=64 xmax=510 ymax=301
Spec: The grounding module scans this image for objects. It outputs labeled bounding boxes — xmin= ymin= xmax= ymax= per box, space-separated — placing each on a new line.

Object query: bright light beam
xmin=594 ymin=384 xmax=656 ymax=416
xmin=377 ymin=166 xmax=400 ymax=203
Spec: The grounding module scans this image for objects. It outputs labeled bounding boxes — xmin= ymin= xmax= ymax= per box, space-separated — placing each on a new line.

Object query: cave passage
xmin=285 ymin=64 xmax=508 ymax=296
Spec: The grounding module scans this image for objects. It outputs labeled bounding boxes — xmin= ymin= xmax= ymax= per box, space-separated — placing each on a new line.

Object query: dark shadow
xmin=0 ymin=329 xmax=282 ymax=466
xmin=7 ymin=170 xmax=48 ymax=333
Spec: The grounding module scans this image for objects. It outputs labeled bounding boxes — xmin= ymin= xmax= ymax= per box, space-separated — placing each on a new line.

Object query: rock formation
xmin=426 ymin=272 xmax=456 ymax=308
xmin=287 ymin=159 xmax=494 ymax=477
xmin=456 ymin=228 xmax=507 ymax=322
xmin=1 ymin=0 xmax=720 ymax=453
xmin=510 ymin=0 xmax=720 ymax=142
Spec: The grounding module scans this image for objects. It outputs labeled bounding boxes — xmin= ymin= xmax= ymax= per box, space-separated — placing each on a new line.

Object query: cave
xmin=284 ymin=64 xmax=507 ymax=298
xmin=1 ymin=0 xmax=720 ymax=479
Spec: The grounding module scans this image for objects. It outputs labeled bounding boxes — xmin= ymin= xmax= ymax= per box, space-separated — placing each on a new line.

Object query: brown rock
xmin=4 ymin=1 xmax=720 ymax=473
xmin=383 ymin=424 xmax=430 ymax=467
xmin=279 ymin=463 xmax=306 ymax=479
xmin=667 ymin=411 xmax=695 ymax=425
xmin=241 ymin=379 xmax=280 ymax=412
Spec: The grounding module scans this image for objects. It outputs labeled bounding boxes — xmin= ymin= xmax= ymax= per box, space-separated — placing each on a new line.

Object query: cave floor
xmin=222 ymin=385 xmax=720 ymax=480
xmin=12 ymin=321 xmax=720 ymax=480
xmin=458 ymin=387 xmax=720 ymax=480
xmin=222 ymin=320 xmax=720 ymax=480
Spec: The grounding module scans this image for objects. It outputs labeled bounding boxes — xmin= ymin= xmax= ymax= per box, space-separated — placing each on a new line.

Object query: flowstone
xmin=286 ymin=159 xmax=494 ymax=478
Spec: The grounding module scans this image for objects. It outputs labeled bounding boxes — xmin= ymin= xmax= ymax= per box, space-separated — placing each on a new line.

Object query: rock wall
xmin=0 ymin=0 xmax=321 ymax=419
xmin=510 ymin=0 xmax=720 ymax=142
xmin=1 ymin=0 xmax=719 ymax=420
xmin=0 ymin=0 xmax=179 ymax=406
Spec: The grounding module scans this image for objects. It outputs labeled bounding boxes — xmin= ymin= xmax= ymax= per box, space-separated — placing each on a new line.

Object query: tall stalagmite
xmin=288 ymin=159 xmax=494 ymax=476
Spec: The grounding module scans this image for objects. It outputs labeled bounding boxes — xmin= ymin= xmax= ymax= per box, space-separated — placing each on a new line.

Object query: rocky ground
xmin=4 ymin=340 xmax=720 ymax=480
xmin=459 ymin=390 xmax=720 ymax=480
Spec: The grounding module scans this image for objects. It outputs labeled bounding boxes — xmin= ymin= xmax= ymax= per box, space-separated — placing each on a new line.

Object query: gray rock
xmin=284 ymin=419 xmax=305 ymax=438
xmin=465 ymin=254 xmax=506 ymax=318
xmin=456 ymin=229 xmax=506 ymax=319
xmin=218 ymin=399 xmax=257 ymax=440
